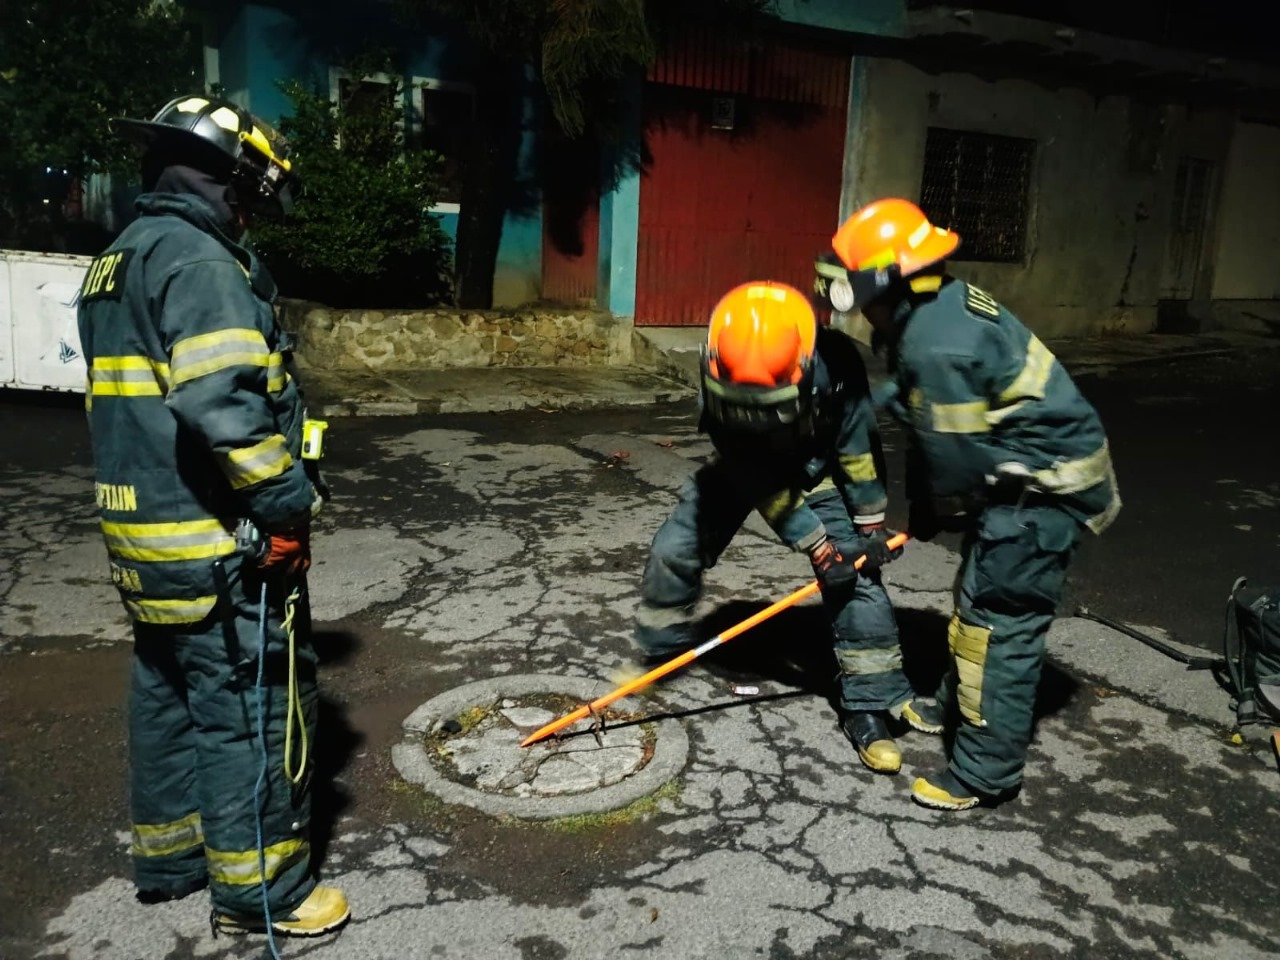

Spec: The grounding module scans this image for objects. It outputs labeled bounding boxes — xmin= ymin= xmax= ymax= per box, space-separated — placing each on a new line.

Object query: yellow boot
xmin=897 ymin=697 xmax=945 ymax=735
xmin=911 ymin=770 xmax=983 ymax=811
xmin=840 ymin=711 xmax=901 ymax=773
xmin=218 ymin=885 xmax=350 ymax=937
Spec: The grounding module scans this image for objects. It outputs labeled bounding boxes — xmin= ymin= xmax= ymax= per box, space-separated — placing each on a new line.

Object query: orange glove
xmin=808 ymin=534 xmax=858 ymax=589
xmin=258 ymin=528 xmax=310 ymax=577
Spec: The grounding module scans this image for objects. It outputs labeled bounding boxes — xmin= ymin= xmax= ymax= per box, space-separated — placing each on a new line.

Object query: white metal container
xmin=0 ymin=248 xmax=92 ymax=393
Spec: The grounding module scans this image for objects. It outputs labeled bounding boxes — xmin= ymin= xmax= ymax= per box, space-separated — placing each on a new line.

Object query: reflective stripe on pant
xmin=944 ymin=503 xmax=1079 ymax=794
xmin=129 ymin=559 xmax=318 ymax=916
xmin=808 ymin=486 xmax=911 ymax=712
xmin=635 ymin=461 xmax=752 ymax=657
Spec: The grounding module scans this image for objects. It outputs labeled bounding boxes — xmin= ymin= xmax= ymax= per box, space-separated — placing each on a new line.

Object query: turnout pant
xmin=128 ymin=559 xmax=317 ymax=916
xmin=636 ymin=460 xmax=911 ymax=713
xmin=941 ymin=502 xmax=1080 ymax=794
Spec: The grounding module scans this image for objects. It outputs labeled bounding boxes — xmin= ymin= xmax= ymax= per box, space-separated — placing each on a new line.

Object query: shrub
xmin=252 ymin=52 xmax=453 ymax=308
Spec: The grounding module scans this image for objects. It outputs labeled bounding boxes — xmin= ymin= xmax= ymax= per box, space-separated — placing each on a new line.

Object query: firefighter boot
xmin=841 ymin=711 xmax=901 ymax=773
xmin=897 ymin=697 xmax=945 ymax=735
xmin=218 ymin=886 xmax=351 ymax=937
xmin=911 ymin=769 xmax=984 ymax=812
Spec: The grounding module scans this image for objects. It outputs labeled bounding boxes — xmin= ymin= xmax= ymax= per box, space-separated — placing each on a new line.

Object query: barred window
xmin=920 ymin=127 xmax=1035 ymax=263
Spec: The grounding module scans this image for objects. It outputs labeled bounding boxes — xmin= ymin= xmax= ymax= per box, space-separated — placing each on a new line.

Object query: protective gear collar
xmin=151 ymin=164 xmax=236 ymax=233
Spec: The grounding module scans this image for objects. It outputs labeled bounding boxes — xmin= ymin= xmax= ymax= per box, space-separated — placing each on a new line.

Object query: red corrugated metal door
xmin=636 ymin=34 xmax=849 ymax=326
xmin=542 ymin=200 xmax=599 ymax=305
xmin=541 ymin=124 xmax=599 ymax=305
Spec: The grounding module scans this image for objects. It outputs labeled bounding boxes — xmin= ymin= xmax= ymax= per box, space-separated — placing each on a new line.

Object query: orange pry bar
xmin=519 ymin=533 xmax=909 ymax=747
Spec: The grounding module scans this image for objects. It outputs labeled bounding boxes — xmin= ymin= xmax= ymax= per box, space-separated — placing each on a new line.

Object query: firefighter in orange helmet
xmin=825 ymin=198 xmax=1120 ymax=810
xmin=634 ymin=281 xmax=942 ymax=774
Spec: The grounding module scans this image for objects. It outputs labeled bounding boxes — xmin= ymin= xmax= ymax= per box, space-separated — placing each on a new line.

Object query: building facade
xmin=165 ymin=1 xmax=1280 ymax=337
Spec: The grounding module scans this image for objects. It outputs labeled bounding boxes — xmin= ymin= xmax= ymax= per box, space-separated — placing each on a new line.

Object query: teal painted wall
xmin=213 ymin=0 xmax=907 ymax=314
xmin=773 ymin=0 xmax=906 ymax=35
xmin=215 ymin=2 xmax=543 ymax=306
xmin=597 ymin=76 xmax=643 ymax=318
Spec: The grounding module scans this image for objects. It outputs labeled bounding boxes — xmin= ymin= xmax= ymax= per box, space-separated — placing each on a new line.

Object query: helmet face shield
xmin=699 ymin=350 xmax=815 ymax=436
xmin=701 ymin=281 xmax=818 ymax=439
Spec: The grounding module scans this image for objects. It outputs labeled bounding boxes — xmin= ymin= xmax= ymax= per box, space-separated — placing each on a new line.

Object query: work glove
xmin=808 ymin=534 xmax=859 ymax=590
xmin=258 ymin=527 xmax=311 ymax=577
xmin=851 ymin=525 xmax=905 ymax=570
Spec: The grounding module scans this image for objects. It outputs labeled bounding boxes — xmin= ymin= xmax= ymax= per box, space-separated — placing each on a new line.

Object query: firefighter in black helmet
xmin=78 ymin=95 xmax=348 ymax=936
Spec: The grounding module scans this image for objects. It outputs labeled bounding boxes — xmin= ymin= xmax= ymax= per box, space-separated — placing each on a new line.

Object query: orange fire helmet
xmin=701 ymin=282 xmax=818 ymax=436
xmin=830 ymin=199 xmax=960 ymax=307
xmin=705 ymin=281 xmax=817 ymax=388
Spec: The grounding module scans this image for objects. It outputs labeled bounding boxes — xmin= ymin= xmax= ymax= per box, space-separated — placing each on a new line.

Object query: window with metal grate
xmin=919 ymin=127 xmax=1035 ymax=263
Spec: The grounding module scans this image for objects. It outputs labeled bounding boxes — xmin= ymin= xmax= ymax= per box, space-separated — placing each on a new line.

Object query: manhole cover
xmin=392 ymin=674 xmax=689 ymax=819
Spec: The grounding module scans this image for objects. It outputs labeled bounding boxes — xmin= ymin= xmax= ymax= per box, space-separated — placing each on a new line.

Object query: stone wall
xmin=277 ymin=299 xmax=635 ymax=370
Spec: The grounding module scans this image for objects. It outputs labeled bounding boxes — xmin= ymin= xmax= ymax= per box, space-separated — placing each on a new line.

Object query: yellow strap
xmin=283 ymin=588 xmax=309 ymax=786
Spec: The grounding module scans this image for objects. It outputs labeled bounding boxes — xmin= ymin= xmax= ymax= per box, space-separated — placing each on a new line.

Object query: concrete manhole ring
xmin=391 ymin=673 xmax=690 ymax=820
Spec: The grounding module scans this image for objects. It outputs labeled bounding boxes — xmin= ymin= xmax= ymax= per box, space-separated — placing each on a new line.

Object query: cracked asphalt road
xmin=1 ymin=347 xmax=1279 ymax=960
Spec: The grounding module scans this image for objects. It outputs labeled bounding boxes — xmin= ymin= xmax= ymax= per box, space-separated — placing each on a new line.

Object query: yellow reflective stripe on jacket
xmin=996 ymin=335 xmax=1055 ymax=405
xmin=755 ymin=487 xmax=805 ymax=525
xmin=1085 ymin=474 xmax=1123 ymax=535
xmin=949 ymin=614 xmax=991 ymax=726
xmin=984 ymin=399 xmax=1027 ymax=427
xmin=124 ymin=595 xmax=218 ymax=624
xmin=206 ymin=838 xmax=308 ymax=886
xmin=91 ymin=356 xmax=171 ymax=396
xmin=101 ymin=518 xmax=236 ymax=563
xmin=223 ymin=435 xmax=293 ymax=490
xmin=931 ymin=400 xmax=990 ymax=434
xmin=267 ymin=352 xmax=286 ymax=392
xmin=131 ymin=812 xmax=203 ymax=858
xmin=170 ymin=328 xmax=270 ymax=387
xmin=1031 ymin=442 xmax=1113 ymax=496
xmin=838 ymin=452 xmax=878 ymax=483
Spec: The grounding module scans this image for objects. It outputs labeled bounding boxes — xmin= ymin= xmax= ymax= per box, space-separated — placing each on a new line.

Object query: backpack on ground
xmin=1224 ymin=578 xmax=1280 ymax=726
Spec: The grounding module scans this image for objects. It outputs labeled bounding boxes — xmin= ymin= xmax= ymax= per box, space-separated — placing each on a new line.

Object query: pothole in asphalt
xmin=391 ymin=674 xmax=689 ymax=819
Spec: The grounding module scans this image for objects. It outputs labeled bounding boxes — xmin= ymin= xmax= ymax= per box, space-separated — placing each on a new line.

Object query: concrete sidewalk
xmin=302 ymin=328 xmax=1280 ymax=417
xmin=301 ymin=362 xmax=690 ymax=417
